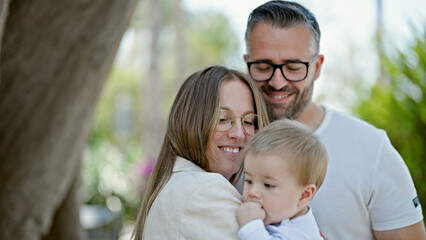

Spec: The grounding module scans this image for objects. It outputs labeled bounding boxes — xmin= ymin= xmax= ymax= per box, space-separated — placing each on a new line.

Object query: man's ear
xmin=244 ymin=54 xmax=249 ymax=63
xmin=298 ymin=184 xmax=317 ymax=207
xmin=314 ymin=54 xmax=324 ymax=80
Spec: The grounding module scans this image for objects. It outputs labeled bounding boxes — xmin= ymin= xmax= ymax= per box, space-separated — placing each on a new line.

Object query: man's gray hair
xmin=245 ymin=0 xmax=321 ymax=55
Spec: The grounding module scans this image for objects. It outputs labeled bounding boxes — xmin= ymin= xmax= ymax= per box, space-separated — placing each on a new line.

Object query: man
xmin=244 ymin=1 xmax=425 ymax=239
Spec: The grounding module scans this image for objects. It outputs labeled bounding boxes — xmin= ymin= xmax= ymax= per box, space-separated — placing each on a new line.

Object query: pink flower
xmin=138 ymin=160 xmax=155 ymax=178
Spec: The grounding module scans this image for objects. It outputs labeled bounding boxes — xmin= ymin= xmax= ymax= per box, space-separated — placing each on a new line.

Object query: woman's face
xmin=206 ymin=78 xmax=255 ymax=180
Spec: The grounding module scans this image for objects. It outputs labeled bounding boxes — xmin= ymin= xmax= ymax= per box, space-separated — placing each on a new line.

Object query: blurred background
xmin=79 ymin=0 xmax=426 ymax=239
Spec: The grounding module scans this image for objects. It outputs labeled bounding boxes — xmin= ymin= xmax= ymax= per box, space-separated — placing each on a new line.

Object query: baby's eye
xmin=244 ymin=179 xmax=253 ymax=185
xmin=264 ymin=183 xmax=275 ymax=189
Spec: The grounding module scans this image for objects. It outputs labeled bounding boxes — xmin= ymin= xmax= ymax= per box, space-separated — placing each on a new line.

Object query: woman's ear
xmin=298 ymin=184 xmax=317 ymax=207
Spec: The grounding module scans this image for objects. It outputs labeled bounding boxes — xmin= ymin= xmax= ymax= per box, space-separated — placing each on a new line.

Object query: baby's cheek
xmin=241 ymin=194 xmax=246 ymax=202
xmin=241 ymin=192 xmax=249 ymax=202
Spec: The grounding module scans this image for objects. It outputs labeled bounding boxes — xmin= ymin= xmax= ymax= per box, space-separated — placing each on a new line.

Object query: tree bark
xmin=41 ymin=158 xmax=84 ymax=240
xmin=0 ymin=0 xmax=10 ymax=62
xmin=0 ymin=0 xmax=138 ymax=239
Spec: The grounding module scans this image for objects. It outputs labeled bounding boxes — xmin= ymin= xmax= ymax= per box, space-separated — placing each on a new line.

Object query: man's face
xmin=245 ymin=23 xmax=323 ymax=120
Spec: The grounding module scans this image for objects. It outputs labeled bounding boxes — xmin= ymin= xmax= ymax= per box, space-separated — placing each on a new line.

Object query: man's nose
xmin=268 ymin=68 xmax=288 ymax=90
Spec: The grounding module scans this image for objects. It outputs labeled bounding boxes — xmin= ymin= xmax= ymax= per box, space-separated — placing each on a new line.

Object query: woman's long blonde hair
xmin=131 ymin=65 xmax=269 ymax=240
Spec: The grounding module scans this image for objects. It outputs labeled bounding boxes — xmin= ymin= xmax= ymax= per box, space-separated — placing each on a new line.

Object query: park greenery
xmin=354 ymin=31 xmax=426 ymax=215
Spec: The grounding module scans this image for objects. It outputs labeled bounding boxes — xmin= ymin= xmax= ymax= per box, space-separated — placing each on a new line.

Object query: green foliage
xmin=187 ymin=12 xmax=240 ymax=71
xmin=354 ymin=32 xmax=426 ymax=214
xmin=82 ymin=141 xmax=143 ymax=220
xmin=88 ymin=67 xmax=143 ymax=146
xmin=84 ymin=68 xmax=144 ymax=221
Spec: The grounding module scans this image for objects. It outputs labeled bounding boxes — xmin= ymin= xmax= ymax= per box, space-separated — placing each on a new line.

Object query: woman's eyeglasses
xmin=216 ymin=110 xmax=258 ymax=135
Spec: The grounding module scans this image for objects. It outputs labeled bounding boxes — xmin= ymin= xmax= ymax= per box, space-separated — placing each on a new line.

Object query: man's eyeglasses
xmin=247 ymin=55 xmax=319 ymax=82
xmin=216 ymin=110 xmax=258 ymax=136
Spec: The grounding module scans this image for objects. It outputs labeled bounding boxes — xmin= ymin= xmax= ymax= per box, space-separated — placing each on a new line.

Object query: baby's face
xmin=242 ymin=153 xmax=305 ymax=225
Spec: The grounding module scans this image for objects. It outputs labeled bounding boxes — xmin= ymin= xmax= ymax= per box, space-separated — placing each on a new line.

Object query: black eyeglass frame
xmin=246 ymin=54 xmax=319 ymax=82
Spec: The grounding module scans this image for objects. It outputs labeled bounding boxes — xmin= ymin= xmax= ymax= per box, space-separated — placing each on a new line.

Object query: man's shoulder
xmin=323 ymin=106 xmax=384 ymax=135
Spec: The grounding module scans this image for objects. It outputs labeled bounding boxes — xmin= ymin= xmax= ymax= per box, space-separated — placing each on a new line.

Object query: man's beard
xmin=262 ymin=81 xmax=314 ymax=121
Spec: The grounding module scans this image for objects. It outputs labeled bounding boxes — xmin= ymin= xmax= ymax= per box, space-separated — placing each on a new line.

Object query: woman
xmin=132 ymin=65 xmax=269 ymax=240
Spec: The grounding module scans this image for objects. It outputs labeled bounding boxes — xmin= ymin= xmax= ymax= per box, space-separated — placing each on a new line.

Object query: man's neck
xmin=297 ymin=102 xmax=325 ymax=130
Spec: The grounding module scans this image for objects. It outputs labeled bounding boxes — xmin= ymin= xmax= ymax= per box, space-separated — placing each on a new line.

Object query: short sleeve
xmin=180 ymin=175 xmax=242 ymax=240
xmin=369 ymin=134 xmax=423 ymax=230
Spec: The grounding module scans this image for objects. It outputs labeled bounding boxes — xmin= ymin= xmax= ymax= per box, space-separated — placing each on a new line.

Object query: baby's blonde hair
xmin=244 ymin=119 xmax=328 ymax=189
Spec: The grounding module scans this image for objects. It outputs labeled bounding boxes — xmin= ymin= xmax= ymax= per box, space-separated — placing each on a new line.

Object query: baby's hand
xmin=236 ymin=201 xmax=266 ymax=227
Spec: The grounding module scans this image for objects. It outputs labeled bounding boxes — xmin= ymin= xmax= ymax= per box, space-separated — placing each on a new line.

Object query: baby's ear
xmin=298 ymin=184 xmax=316 ymax=207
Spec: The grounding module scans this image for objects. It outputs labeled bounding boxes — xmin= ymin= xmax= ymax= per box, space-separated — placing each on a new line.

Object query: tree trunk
xmin=0 ymin=0 xmax=138 ymax=239
xmin=0 ymin=0 xmax=10 ymax=55
xmin=41 ymin=159 xmax=84 ymax=240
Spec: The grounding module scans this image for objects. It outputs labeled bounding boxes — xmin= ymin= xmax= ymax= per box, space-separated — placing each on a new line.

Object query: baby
xmin=237 ymin=119 xmax=328 ymax=240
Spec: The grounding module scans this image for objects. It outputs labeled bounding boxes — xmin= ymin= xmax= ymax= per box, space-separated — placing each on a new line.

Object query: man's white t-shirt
xmin=311 ymin=106 xmax=423 ymax=239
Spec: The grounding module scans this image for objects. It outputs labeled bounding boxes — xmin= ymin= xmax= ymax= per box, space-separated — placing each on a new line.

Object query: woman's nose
xmin=228 ymin=119 xmax=245 ymax=139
